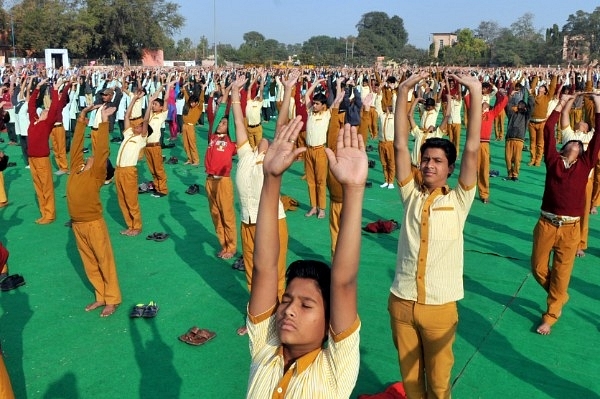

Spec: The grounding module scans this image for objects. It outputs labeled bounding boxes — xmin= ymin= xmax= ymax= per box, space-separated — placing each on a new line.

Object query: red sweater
xmin=51 ymin=84 xmax=70 ymax=124
xmin=27 ymin=87 xmax=60 ymax=157
xmin=204 ymin=133 xmax=236 ymax=176
xmin=479 ymin=92 xmax=507 ymax=142
xmin=541 ymin=110 xmax=600 ymax=217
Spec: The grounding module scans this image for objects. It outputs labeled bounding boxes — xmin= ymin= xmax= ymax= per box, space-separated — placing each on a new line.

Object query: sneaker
xmin=110 ymin=137 xmax=122 ymax=143
xmin=387 ymin=184 xmax=395 ymax=189
xmin=25 ymin=165 xmax=30 ymax=169
xmin=54 ymin=169 xmax=68 ymax=176
xmin=380 ymin=182 xmax=389 ymax=188
xmin=512 ymin=177 xmax=519 ymax=181
xmin=151 ymin=192 xmax=167 ymax=198
xmin=104 ymin=177 xmax=114 ymax=185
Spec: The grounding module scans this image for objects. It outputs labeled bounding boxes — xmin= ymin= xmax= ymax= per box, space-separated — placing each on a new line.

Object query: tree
xmin=475 ymin=21 xmax=501 ymax=44
xmin=563 ymin=7 xmax=600 ymax=59
xmin=438 ymin=29 xmax=487 ymax=65
xmin=12 ymin=0 xmax=75 ymax=57
xmin=175 ymin=37 xmax=195 ymax=60
xmin=91 ymin=0 xmax=184 ymax=64
xmin=196 ymin=35 xmax=209 ymax=60
xmin=354 ymin=12 xmax=408 ymax=61
xmin=8 ymin=0 xmax=184 ymax=62
xmin=300 ymin=35 xmax=345 ymax=66
xmin=490 ymin=28 xmax=525 ymax=66
xmin=511 ymin=13 xmax=543 ymax=42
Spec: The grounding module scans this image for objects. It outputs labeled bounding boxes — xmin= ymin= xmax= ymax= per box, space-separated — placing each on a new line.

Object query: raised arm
xmin=450 ymin=73 xmax=482 ymax=187
xmin=559 ymin=94 xmax=576 ymax=130
xmin=276 ymin=69 xmax=300 ymax=132
xmin=304 ymin=78 xmax=325 ymax=109
xmin=325 ymin=124 xmax=367 ymax=334
xmin=249 ymin=116 xmax=306 ymax=315
xmin=439 ymin=93 xmax=453 ymax=132
xmin=124 ymin=91 xmax=143 ymax=131
xmin=231 ymin=73 xmax=249 ymax=145
xmin=395 ymin=71 xmax=427 ymax=183
xmin=408 ymin=91 xmax=420 ymax=130
xmin=28 ymin=77 xmax=47 ymax=122
xmin=70 ymin=104 xmax=97 ymax=170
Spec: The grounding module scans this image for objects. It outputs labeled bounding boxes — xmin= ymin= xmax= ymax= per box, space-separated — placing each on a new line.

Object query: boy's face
xmin=276 ymin=277 xmax=327 ymax=349
xmin=420 ymin=147 xmax=454 ymax=189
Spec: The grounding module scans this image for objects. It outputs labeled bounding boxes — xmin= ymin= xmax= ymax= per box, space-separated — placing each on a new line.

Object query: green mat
xmin=1 ymin=119 xmax=599 ymax=398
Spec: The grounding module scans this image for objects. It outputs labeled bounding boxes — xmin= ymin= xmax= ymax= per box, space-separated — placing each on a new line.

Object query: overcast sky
xmin=173 ymin=1 xmax=595 ymax=49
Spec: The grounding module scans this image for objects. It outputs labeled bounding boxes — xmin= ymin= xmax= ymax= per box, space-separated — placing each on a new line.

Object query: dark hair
xmin=153 ymin=98 xmax=164 ymax=107
xmin=312 ymin=92 xmax=327 ymax=106
xmin=286 ymin=260 xmax=331 ymax=322
xmin=420 ymin=137 xmax=457 ymax=167
xmin=560 ymin=140 xmax=584 ymax=157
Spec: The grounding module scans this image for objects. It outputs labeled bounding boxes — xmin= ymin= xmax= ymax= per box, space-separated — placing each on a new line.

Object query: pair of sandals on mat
xmin=179 ymin=327 xmax=216 ymax=346
xmin=146 ymin=232 xmax=169 ymax=242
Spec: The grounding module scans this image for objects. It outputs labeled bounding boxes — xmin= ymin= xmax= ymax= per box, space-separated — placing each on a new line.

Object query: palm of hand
xmin=262 ymin=142 xmax=296 ymax=177
xmin=330 ymin=147 xmax=368 ymax=186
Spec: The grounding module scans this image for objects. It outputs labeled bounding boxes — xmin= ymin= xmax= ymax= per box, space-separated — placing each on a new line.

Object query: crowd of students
xmin=0 ymin=60 xmax=599 ymax=398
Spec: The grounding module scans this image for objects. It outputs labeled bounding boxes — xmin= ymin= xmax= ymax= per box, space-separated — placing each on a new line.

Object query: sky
xmin=173 ymin=0 xmax=595 ymax=51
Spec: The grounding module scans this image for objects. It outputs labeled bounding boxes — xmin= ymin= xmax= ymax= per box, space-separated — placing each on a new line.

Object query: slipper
xmin=231 ymin=257 xmax=245 ymax=271
xmin=179 ymin=327 xmax=216 ymax=346
xmin=0 ymin=274 xmax=26 ymax=291
xmin=142 ymin=301 xmax=159 ymax=318
xmin=146 ymin=232 xmax=159 ymax=240
xmin=129 ymin=304 xmax=146 ymax=318
xmin=153 ymin=233 xmax=169 ymax=242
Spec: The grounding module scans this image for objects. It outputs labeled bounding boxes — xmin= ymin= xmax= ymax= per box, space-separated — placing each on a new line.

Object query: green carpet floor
xmin=1 ymin=119 xmax=599 ymax=398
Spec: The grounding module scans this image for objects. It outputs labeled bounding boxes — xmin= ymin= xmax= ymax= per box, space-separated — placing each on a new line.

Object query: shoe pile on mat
xmin=129 ymin=301 xmax=159 ymax=318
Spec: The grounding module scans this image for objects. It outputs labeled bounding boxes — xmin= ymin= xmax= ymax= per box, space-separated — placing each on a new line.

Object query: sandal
xmin=142 ymin=301 xmax=159 ymax=318
xmin=146 ymin=232 xmax=160 ymax=240
xmin=179 ymin=327 xmax=216 ymax=346
xmin=153 ymin=233 xmax=169 ymax=242
xmin=129 ymin=304 xmax=147 ymax=318
xmin=146 ymin=232 xmax=169 ymax=242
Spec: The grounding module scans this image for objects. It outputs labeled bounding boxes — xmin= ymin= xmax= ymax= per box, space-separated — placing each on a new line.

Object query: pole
xmin=213 ymin=0 xmax=217 ymax=67
xmin=10 ymin=15 xmax=15 ymax=58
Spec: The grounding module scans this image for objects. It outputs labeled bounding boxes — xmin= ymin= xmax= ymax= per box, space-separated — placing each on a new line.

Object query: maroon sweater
xmin=541 ymin=110 xmax=600 ymax=217
xmin=27 ymin=87 xmax=60 ymax=157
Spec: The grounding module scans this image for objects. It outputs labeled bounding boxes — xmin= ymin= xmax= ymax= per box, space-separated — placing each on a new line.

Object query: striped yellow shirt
xmin=115 ymin=128 xmax=147 ymax=167
xmin=236 ymin=141 xmax=286 ymax=223
xmin=246 ymin=307 xmax=360 ymax=399
xmin=306 ymin=108 xmax=330 ymax=147
xmin=391 ymin=175 xmax=476 ymax=304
